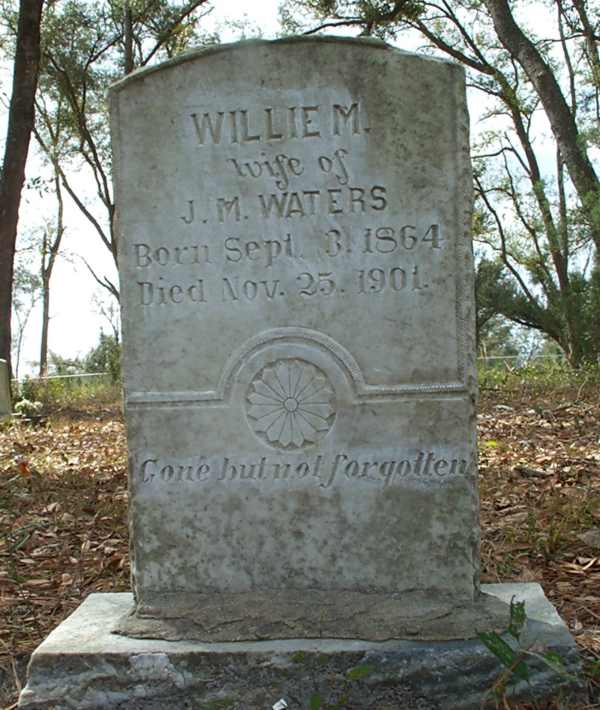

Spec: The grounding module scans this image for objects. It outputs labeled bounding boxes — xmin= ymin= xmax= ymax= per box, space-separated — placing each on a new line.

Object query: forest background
xmin=1 ymin=0 xmax=600 ymax=381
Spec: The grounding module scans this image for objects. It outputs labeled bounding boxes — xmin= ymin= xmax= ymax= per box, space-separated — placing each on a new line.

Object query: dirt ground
xmin=0 ymin=385 xmax=599 ymax=708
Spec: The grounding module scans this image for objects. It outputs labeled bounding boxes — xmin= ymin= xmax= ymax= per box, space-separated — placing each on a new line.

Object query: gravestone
xmin=0 ymin=359 xmax=10 ymax=418
xmin=111 ymin=35 xmax=497 ymax=640
xmin=18 ymin=38 xmax=584 ymax=709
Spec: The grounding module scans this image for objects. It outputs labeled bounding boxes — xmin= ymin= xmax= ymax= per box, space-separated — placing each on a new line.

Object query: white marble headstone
xmin=110 ymin=38 xmax=483 ymax=640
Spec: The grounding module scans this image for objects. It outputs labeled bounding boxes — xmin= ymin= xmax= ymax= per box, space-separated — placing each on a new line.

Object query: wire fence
xmin=12 ymin=356 xmax=567 ymax=386
xmin=7 ymin=357 xmax=598 ymax=407
xmin=12 ymin=372 xmax=111 ymax=385
xmin=477 ymin=354 xmax=565 ymax=369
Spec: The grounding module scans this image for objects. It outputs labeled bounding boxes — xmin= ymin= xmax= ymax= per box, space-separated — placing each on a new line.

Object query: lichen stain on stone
xmin=291 ymin=650 xmax=308 ymax=664
xmin=128 ymin=652 xmax=185 ymax=688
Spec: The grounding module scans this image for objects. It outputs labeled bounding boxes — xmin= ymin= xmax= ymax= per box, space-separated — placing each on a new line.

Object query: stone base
xmin=117 ymin=588 xmax=513 ymax=642
xmin=19 ymin=584 xmax=585 ymax=710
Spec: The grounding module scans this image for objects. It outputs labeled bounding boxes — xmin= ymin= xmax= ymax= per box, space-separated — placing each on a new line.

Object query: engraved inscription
xmin=134 ymin=243 xmax=211 ymax=267
xmin=190 ymin=103 xmax=370 ymax=147
xmin=224 ymin=233 xmax=296 ymax=267
xmin=130 ymin=96 xmax=446 ymax=312
xmin=177 ymin=184 xmax=388 ymax=225
xmin=323 ymin=224 xmax=442 ymax=257
xmin=138 ymin=450 xmax=471 ymax=488
xmin=217 ymin=196 xmax=241 ymax=223
xmin=134 ymin=263 xmax=430 ymax=306
xmin=228 ymin=153 xmax=304 ymax=190
xmin=246 ymin=359 xmax=335 ymax=449
xmin=138 ymin=278 xmax=206 ymax=306
xmin=257 ymin=185 xmax=387 ymax=219
xmin=222 ymin=276 xmax=283 ymax=302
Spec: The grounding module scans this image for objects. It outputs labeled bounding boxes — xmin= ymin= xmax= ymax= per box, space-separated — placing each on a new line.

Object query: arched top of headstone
xmin=109 ymin=35 xmax=458 ymax=94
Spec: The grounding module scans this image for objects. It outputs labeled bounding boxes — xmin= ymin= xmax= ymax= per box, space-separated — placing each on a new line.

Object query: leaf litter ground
xmin=0 ymin=388 xmax=598 ymax=708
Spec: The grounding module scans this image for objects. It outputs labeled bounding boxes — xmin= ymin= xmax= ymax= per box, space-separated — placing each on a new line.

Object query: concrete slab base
xmin=18 ymin=584 xmax=585 ymax=710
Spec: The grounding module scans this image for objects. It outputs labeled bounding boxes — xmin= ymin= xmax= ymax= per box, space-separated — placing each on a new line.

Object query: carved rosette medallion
xmin=246 ymin=359 xmax=336 ymax=449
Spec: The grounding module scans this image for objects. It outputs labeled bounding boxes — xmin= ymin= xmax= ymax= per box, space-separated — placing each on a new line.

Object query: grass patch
xmin=478 ymin=360 xmax=600 ymax=400
xmin=12 ymin=375 xmax=122 ymax=416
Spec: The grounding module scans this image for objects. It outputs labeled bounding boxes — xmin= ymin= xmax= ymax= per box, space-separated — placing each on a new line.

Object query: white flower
xmin=246 ymin=359 xmax=335 ymax=449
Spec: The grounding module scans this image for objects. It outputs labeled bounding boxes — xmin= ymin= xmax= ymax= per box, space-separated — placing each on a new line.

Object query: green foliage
xmin=475 ymin=258 xmax=530 ymax=348
xmin=280 ymin=0 xmax=423 ymax=38
xmin=11 ymin=255 xmax=43 ymax=379
xmin=479 ymin=630 xmax=530 ymax=682
xmin=478 ymin=358 xmax=600 ymax=395
xmin=588 ymin=659 xmax=600 ymax=678
xmin=291 ymin=650 xmax=308 ymax=663
xmin=474 ymin=255 xmax=600 ymax=366
xmin=13 ymin=330 xmax=122 ymax=412
xmin=83 ymin=332 xmax=121 ymax=383
xmin=345 ymin=663 xmax=374 ymax=680
xmin=46 ymin=331 xmax=121 ymax=382
xmin=48 ymin=352 xmax=85 ymax=376
xmin=303 ymin=661 xmax=375 ymax=709
xmin=479 ymin=598 xmax=529 ymax=684
xmin=477 ymin=318 xmax=520 ymax=360
xmin=507 ymin=599 xmax=526 ymax=640
xmin=37 ymin=0 xmax=218 ymax=145
xmin=15 ymin=374 xmax=120 ymax=412
xmin=14 ymin=398 xmax=44 ymax=419
xmin=479 ymin=597 xmax=578 ymax=701
xmin=12 ymin=261 xmax=42 ymax=311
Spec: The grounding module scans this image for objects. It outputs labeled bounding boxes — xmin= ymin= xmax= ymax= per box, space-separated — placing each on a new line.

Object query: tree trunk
xmin=38 ymin=174 xmax=65 ymax=378
xmin=39 ymin=274 xmax=50 ymax=377
xmin=124 ymin=0 xmax=134 ymax=74
xmin=0 ymin=0 xmax=44 ymax=380
xmin=14 ymin=319 xmax=25 ymax=383
xmin=483 ymin=0 xmax=600 ymax=252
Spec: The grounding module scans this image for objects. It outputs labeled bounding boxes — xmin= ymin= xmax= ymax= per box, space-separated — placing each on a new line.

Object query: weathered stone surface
xmin=116 ymin=588 xmax=510 ymax=642
xmin=0 ymin=359 xmax=11 ymax=417
xmin=18 ymin=585 xmax=587 ymax=709
xmin=109 ymin=37 xmax=480 ymax=636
